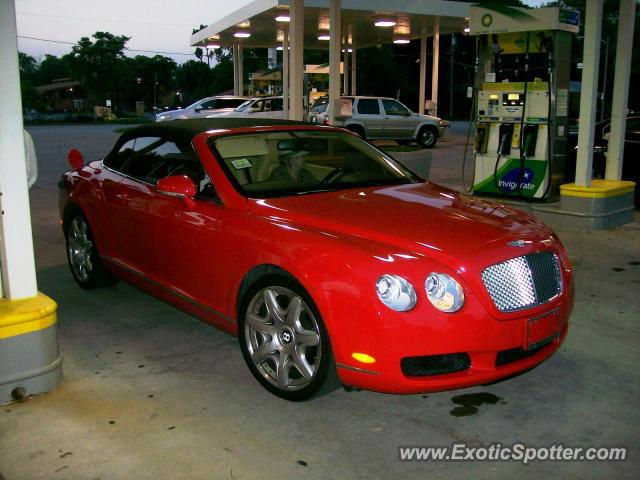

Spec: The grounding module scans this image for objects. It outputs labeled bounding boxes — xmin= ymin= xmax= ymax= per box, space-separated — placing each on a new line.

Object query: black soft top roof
xmin=120 ymin=118 xmax=312 ymax=144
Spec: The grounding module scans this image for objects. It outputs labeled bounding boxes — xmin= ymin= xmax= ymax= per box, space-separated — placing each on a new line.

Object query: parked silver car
xmin=207 ymin=96 xmax=284 ymax=120
xmin=309 ymin=96 xmax=447 ymax=148
xmin=155 ymin=96 xmax=247 ymax=122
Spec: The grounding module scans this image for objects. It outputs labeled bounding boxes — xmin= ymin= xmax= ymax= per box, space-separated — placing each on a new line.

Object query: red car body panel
xmin=59 ymin=124 xmax=573 ymax=394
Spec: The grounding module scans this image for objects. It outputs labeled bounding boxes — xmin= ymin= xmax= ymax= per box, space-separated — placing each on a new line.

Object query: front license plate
xmin=526 ymin=308 xmax=560 ymax=350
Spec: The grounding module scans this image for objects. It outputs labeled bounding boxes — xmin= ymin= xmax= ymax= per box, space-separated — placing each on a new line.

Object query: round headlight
xmin=375 ymin=274 xmax=417 ymax=312
xmin=425 ymin=273 xmax=465 ymax=312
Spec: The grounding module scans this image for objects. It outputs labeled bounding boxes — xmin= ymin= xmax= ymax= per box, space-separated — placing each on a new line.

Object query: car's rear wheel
xmin=417 ymin=126 xmax=438 ymax=149
xmin=65 ymin=212 xmax=117 ymax=289
xmin=239 ymin=276 xmax=333 ymax=401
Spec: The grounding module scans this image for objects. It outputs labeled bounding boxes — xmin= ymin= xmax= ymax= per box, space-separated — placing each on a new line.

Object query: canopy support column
xmin=329 ymin=0 xmax=342 ymax=124
xmin=605 ymin=0 xmax=636 ymax=181
xmin=575 ymin=0 xmax=604 ymax=187
xmin=419 ymin=30 xmax=427 ymax=114
xmin=0 ymin=0 xmax=38 ymax=299
xmin=289 ymin=0 xmax=304 ymax=120
xmin=431 ymin=19 xmax=440 ymax=116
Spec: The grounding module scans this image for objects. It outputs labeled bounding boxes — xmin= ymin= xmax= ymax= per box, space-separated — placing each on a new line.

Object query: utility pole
xmin=153 ymin=70 xmax=158 ymax=111
xmin=450 ymin=33 xmax=455 ymax=119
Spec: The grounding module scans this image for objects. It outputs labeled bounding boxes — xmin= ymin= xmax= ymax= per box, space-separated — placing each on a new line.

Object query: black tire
xmin=238 ymin=275 xmax=336 ymax=401
xmin=64 ymin=211 xmax=118 ymax=289
xmin=346 ymin=125 xmax=366 ymax=139
xmin=417 ymin=126 xmax=438 ymax=149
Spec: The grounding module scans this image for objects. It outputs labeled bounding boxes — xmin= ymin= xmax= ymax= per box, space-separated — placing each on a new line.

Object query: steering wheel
xmin=322 ymin=166 xmax=355 ymax=184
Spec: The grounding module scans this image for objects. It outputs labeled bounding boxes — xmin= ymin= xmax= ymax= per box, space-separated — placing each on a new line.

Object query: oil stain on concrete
xmin=449 ymin=392 xmax=504 ymax=417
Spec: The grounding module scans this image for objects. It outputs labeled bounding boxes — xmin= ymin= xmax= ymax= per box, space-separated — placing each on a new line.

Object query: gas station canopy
xmin=190 ymin=0 xmax=470 ymax=49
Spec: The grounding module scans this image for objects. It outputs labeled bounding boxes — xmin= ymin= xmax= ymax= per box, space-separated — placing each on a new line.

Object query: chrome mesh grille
xmin=481 ymin=252 xmax=562 ymax=312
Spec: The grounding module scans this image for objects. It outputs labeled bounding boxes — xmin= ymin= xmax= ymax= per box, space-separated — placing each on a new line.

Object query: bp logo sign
xmin=481 ymin=14 xmax=493 ymax=27
xmin=498 ymin=167 xmax=536 ymax=193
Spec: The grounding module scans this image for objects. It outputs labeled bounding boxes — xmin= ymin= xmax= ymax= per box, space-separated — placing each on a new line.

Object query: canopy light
xmin=276 ymin=46 xmax=283 ymax=51
xmin=206 ymin=43 xmax=220 ymax=49
xmin=275 ymin=15 xmax=290 ymax=22
xmin=234 ymin=31 xmax=251 ymax=38
xmin=318 ymin=34 xmax=330 ymax=41
xmin=393 ymin=37 xmax=410 ymax=44
xmin=464 ymin=27 xmax=470 ymax=33
xmin=375 ymin=19 xmax=396 ymax=27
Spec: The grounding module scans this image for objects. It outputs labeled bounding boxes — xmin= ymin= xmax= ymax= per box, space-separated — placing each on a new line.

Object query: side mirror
xmin=157 ymin=175 xmax=197 ymax=208
xmin=194 ymin=106 xmax=203 ymax=112
xmin=68 ymin=149 xmax=84 ymax=170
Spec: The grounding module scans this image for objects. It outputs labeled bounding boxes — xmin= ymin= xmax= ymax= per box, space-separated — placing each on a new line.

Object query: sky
xmin=16 ymin=0 xmax=548 ymax=64
xmin=16 ymin=0 xmax=256 ymax=63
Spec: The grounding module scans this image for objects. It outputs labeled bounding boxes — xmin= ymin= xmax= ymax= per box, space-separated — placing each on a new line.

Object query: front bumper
xmin=330 ymin=290 xmax=571 ymax=394
xmin=437 ymin=121 xmax=449 ymax=139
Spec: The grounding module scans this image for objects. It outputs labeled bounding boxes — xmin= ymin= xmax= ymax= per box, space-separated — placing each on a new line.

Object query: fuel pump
xmin=468 ymin=6 xmax=578 ymax=200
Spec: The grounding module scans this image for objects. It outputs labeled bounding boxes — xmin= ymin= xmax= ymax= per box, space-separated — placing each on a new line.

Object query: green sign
xmin=474 ymin=158 xmax=548 ymax=198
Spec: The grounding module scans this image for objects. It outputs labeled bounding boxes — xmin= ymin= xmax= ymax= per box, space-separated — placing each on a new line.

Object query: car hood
xmin=248 ymin=182 xmax=553 ymax=260
xmin=164 ymin=109 xmax=185 ymax=116
xmin=419 ymin=113 xmax=441 ymax=123
xmin=157 ymin=109 xmax=187 ymax=119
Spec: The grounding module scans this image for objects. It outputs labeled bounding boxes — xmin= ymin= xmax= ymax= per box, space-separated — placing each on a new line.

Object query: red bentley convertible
xmin=59 ymin=119 xmax=573 ymax=400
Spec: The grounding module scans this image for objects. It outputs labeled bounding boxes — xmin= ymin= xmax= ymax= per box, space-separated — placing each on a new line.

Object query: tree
xmin=175 ymin=60 xmax=216 ymax=104
xmin=194 ymin=47 xmax=204 ymax=63
xmin=18 ymin=53 xmax=37 ymax=79
xmin=18 ymin=53 xmax=41 ymax=111
xmin=125 ymin=55 xmax=177 ymax=109
xmin=192 ymin=25 xmax=209 ymax=65
xmin=33 ymin=54 xmax=73 ymax=85
xmin=64 ymin=31 xmax=131 ymax=109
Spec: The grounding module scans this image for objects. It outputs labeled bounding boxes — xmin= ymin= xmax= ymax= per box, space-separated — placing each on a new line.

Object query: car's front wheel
xmin=239 ymin=276 xmax=333 ymax=401
xmin=417 ymin=126 xmax=438 ymax=149
xmin=65 ymin=212 xmax=117 ymax=289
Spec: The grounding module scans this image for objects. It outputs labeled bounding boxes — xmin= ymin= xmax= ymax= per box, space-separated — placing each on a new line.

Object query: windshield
xmin=235 ymin=100 xmax=254 ymax=112
xmin=210 ymin=131 xmax=421 ymax=198
xmin=184 ymin=99 xmax=204 ymax=110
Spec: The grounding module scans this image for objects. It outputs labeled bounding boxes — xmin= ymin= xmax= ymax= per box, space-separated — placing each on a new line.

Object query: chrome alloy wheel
xmin=244 ymin=286 xmax=322 ymax=391
xmin=67 ymin=216 xmax=94 ymax=282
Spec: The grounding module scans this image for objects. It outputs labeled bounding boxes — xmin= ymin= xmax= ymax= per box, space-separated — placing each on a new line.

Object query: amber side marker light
xmin=352 ymin=352 xmax=376 ymax=364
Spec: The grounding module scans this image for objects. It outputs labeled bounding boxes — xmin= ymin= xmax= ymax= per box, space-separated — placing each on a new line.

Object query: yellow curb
xmin=0 ymin=293 xmax=58 ymax=340
xmin=560 ymin=180 xmax=636 ymax=199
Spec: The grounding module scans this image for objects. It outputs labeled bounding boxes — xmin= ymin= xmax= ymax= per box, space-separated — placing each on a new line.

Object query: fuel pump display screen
xmin=503 ymin=93 xmax=524 ymax=106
